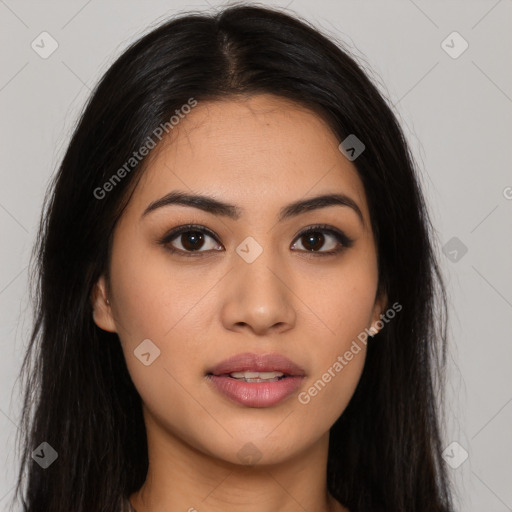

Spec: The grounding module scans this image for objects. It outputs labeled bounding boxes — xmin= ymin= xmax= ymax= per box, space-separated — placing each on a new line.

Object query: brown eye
xmin=178 ymin=231 xmax=206 ymax=251
xmin=159 ymin=223 xmax=353 ymax=258
xmin=169 ymin=230 xmax=220 ymax=253
xmin=300 ymin=232 xmax=326 ymax=251
xmin=291 ymin=226 xmax=352 ymax=255
xmin=159 ymin=224 xmax=223 ymax=256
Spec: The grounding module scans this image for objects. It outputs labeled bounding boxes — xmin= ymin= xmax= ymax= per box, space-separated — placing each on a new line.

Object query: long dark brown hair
xmin=14 ymin=3 xmax=454 ymax=511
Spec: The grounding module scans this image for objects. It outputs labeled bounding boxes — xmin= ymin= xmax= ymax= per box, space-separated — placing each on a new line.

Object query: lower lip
xmin=207 ymin=375 xmax=304 ymax=408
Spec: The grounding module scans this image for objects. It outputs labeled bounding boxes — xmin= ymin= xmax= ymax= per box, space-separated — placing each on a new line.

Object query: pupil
xmin=182 ymin=231 xmax=204 ymax=251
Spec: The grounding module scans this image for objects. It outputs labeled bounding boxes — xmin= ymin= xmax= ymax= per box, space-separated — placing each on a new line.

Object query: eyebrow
xmin=142 ymin=190 xmax=364 ymax=225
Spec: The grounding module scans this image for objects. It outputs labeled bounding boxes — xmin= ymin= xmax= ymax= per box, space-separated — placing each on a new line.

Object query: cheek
xmin=301 ymin=252 xmax=378 ymax=344
xmin=298 ymin=291 xmax=370 ymax=429
xmin=297 ymin=255 xmax=376 ymax=417
xmin=109 ymin=239 xmax=203 ymax=343
xmin=108 ymin=247 xmax=208 ymax=435
xmin=109 ymin=242 xmax=210 ymax=389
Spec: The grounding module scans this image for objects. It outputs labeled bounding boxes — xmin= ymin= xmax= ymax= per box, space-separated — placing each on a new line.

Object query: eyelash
xmin=158 ymin=223 xmax=354 ymax=258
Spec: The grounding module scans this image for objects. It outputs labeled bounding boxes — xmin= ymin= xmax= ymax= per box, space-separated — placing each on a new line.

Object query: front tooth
xmin=243 ymin=371 xmax=261 ymax=379
xmin=259 ymin=371 xmax=284 ymax=379
xmin=230 ymin=371 xmax=284 ymax=379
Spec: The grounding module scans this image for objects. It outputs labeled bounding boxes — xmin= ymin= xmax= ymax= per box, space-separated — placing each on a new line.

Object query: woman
xmin=14 ymin=4 xmax=454 ymax=512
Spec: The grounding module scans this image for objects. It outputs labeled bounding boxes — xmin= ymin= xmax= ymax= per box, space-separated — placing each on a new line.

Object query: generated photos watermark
xmin=93 ymin=97 xmax=198 ymax=200
xmin=298 ymin=301 xmax=402 ymax=405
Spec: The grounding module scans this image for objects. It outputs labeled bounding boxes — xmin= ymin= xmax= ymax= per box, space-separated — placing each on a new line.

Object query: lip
xmin=206 ymin=352 xmax=306 ymax=377
xmin=205 ymin=352 xmax=306 ymax=408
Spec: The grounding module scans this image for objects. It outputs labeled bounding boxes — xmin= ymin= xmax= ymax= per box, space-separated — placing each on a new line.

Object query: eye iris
xmin=303 ymin=232 xmax=324 ymax=251
xmin=181 ymin=231 xmax=205 ymax=251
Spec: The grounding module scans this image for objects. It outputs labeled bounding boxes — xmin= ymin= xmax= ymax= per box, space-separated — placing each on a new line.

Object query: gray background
xmin=1 ymin=1 xmax=511 ymax=510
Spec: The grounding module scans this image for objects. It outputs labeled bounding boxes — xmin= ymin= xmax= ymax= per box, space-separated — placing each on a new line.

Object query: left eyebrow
xmin=141 ymin=190 xmax=364 ymax=226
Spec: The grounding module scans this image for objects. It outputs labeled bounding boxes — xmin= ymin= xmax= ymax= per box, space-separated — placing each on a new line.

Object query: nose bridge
xmin=221 ymin=234 xmax=296 ymax=334
xmin=235 ymin=233 xmax=288 ymax=300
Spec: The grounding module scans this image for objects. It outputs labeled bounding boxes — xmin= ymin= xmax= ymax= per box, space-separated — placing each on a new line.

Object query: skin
xmin=92 ymin=93 xmax=387 ymax=512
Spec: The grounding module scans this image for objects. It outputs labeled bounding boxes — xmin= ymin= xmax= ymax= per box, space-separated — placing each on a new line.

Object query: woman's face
xmin=93 ymin=93 xmax=386 ymax=466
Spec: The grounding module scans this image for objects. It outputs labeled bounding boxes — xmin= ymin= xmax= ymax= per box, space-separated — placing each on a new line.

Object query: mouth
xmin=206 ymin=352 xmax=306 ymax=377
xmin=205 ymin=352 xmax=306 ymax=408
xmin=209 ymin=370 xmax=290 ymax=383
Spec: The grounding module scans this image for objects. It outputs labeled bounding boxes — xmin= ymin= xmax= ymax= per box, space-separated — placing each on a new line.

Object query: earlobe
xmin=90 ymin=275 xmax=117 ymax=333
xmin=370 ymin=289 xmax=388 ymax=335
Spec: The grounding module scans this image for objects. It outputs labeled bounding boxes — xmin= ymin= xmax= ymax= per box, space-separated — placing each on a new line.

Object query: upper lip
xmin=207 ymin=352 xmax=306 ymax=376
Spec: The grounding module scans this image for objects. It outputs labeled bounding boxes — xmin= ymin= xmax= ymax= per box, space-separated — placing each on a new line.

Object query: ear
xmin=91 ymin=275 xmax=117 ymax=333
xmin=369 ymin=287 xmax=388 ymax=336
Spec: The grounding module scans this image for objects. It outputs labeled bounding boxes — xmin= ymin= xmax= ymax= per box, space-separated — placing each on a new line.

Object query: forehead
xmin=129 ymin=94 xmax=369 ymax=222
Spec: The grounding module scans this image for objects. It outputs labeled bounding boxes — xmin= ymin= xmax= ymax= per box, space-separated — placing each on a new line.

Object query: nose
xmin=220 ymin=251 xmax=297 ymax=336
